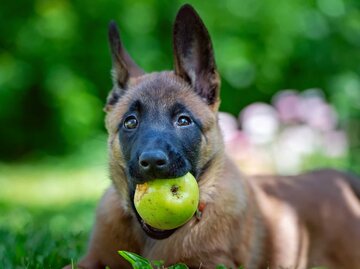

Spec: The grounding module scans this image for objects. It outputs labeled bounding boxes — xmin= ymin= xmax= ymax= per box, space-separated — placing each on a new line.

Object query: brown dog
xmin=65 ymin=4 xmax=360 ymax=269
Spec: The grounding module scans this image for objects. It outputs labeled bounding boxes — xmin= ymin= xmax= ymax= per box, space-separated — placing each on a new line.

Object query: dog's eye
xmin=177 ymin=115 xmax=192 ymax=126
xmin=124 ymin=116 xmax=138 ymax=129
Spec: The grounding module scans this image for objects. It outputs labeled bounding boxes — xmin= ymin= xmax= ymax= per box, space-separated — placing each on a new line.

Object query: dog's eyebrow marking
xmin=128 ymin=100 xmax=142 ymax=112
xmin=108 ymin=90 xmax=121 ymax=106
xmin=171 ymin=102 xmax=203 ymax=131
xmin=171 ymin=102 xmax=187 ymax=116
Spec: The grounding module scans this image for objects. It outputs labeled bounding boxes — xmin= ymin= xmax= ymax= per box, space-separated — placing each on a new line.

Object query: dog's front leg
xmin=63 ymin=185 xmax=143 ymax=269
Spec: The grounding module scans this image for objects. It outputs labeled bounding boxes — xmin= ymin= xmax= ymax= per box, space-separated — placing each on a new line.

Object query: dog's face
xmin=116 ymin=75 xmax=202 ymax=184
xmin=105 ymin=5 xmax=222 ymax=239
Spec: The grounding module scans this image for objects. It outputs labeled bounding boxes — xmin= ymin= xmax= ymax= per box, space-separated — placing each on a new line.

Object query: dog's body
xmin=65 ymin=5 xmax=360 ymax=269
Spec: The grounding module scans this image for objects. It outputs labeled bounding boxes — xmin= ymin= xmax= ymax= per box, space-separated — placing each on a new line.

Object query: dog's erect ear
xmin=106 ymin=21 xmax=144 ymax=111
xmin=108 ymin=21 xmax=144 ymax=92
xmin=173 ymin=4 xmax=220 ymax=107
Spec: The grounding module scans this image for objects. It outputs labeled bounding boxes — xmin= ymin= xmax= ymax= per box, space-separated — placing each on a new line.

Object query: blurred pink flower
xmin=272 ymin=90 xmax=302 ymax=123
xmin=225 ymin=130 xmax=251 ymax=156
xmin=298 ymin=89 xmax=338 ymax=131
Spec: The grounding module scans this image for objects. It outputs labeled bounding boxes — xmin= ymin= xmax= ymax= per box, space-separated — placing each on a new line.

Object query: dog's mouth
xmin=130 ymin=187 xmax=177 ymax=240
xmin=133 ymin=205 xmax=177 ymax=239
xmin=139 ymin=217 xmax=177 ymax=239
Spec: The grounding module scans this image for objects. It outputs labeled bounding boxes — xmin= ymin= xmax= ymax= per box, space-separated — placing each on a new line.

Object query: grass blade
xmin=118 ymin=251 xmax=153 ymax=269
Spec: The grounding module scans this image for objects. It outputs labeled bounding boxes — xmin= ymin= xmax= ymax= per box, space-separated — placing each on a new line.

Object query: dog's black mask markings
xmin=117 ymin=84 xmax=203 ymax=239
xmin=119 ymin=99 xmax=202 ymax=183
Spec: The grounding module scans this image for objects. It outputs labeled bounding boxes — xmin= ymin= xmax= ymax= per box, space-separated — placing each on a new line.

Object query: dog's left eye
xmin=124 ymin=116 xmax=138 ymax=129
xmin=176 ymin=115 xmax=192 ymax=126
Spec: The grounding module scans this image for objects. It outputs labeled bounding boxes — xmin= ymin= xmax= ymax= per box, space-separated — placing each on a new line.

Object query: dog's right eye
xmin=176 ymin=115 xmax=192 ymax=126
xmin=123 ymin=116 xmax=138 ymax=129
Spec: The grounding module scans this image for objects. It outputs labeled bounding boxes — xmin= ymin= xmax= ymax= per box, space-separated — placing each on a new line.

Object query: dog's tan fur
xmin=64 ymin=5 xmax=360 ymax=269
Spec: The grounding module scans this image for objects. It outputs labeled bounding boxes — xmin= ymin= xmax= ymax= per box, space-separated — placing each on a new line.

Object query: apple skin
xmin=134 ymin=172 xmax=199 ymax=230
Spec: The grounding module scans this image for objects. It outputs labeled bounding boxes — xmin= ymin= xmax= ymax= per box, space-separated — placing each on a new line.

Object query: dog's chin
xmin=139 ymin=218 xmax=177 ymax=240
xmin=132 ymin=206 xmax=176 ymax=239
xmin=130 ymin=197 xmax=177 ymax=240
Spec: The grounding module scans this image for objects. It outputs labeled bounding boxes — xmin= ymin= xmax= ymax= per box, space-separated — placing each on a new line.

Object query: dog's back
xmin=249 ymin=169 xmax=360 ymax=268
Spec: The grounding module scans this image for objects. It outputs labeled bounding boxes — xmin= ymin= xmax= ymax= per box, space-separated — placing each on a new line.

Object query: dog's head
xmin=105 ymin=4 xmax=223 ymax=239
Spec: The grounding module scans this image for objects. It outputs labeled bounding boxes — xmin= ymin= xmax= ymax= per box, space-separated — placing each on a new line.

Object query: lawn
xmin=0 ymin=137 xmax=109 ymax=269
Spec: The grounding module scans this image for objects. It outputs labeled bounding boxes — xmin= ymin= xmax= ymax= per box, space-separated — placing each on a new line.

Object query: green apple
xmin=134 ymin=172 xmax=199 ymax=230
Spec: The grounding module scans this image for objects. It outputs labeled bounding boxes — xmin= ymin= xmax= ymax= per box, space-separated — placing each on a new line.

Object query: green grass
xmin=0 ymin=137 xmax=109 ymax=268
xmin=0 ymin=200 xmax=93 ymax=268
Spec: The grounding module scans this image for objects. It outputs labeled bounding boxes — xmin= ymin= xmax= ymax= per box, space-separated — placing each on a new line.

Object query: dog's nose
xmin=139 ymin=150 xmax=169 ymax=173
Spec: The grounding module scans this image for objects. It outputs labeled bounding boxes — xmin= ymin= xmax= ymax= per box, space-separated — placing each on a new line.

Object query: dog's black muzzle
xmin=128 ymin=131 xmax=191 ymax=184
xmin=126 ymin=130 xmax=194 ymax=239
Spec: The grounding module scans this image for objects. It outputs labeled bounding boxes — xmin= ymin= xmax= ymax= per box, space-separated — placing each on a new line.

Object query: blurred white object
xmin=279 ymin=125 xmax=320 ymax=155
xmin=322 ymin=130 xmax=348 ymax=157
xmin=273 ymin=125 xmax=320 ymax=174
xmin=240 ymin=103 xmax=280 ymax=144
xmin=218 ymin=112 xmax=239 ymax=142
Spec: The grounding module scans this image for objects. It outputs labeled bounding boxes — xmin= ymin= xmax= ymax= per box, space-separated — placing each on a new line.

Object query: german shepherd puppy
xmin=65 ymin=4 xmax=360 ymax=269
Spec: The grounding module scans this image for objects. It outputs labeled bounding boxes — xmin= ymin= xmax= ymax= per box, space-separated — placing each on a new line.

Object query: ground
xmin=0 ymin=138 xmax=109 ymax=269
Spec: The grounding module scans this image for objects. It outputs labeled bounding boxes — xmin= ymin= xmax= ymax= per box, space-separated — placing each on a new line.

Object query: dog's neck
xmin=197 ymin=148 xmax=226 ymax=202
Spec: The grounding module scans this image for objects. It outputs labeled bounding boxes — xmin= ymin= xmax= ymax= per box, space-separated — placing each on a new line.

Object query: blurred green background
xmin=1 ymin=0 xmax=360 ymax=163
xmin=1 ymin=0 xmax=360 ymax=267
